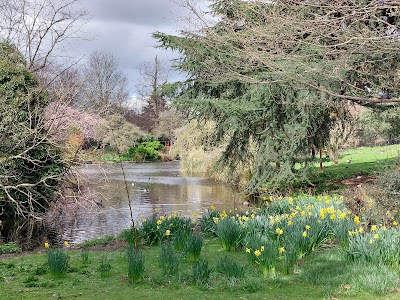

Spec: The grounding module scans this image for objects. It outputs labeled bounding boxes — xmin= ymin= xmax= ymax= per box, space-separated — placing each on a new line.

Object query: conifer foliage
xmin=153 ymin=0 xmax=400 ymax=191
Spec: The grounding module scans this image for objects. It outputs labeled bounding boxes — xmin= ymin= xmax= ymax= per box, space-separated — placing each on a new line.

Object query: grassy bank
xmin=2 ymin=242 xmax=399 ymax=300
xmin=317 ymin=144 xmax=400 ymax=181
xmin=2 ymin=195 xmax=400 ymax=300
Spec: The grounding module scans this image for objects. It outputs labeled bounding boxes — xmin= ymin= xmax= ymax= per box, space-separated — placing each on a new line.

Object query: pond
xmin=56 ymin=161 xmax=247 ymax=244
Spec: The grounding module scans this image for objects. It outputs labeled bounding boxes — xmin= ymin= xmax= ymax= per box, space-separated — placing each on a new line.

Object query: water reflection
xmin=61 ymin=161 xmax=247 ymax=244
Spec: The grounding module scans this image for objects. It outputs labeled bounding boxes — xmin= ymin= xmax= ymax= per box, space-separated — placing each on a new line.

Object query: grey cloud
xmin=72 ymin=0 xmax=193 ymax=94
xmin=83 ymin=0 xmax=187 ymax=26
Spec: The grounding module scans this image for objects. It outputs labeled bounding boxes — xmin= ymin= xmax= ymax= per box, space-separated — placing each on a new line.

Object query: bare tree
xmin=82 ymin=51 xmax=129 ymax=116
xmin=0 ymin=0 xmax=88 ymax=73
xmin=137 ymin=56 xmax=169 ymax=131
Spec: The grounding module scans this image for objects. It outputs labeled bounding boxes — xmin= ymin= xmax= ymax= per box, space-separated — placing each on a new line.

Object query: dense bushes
xmin=0 ymin=41 xmax=65 ymax=218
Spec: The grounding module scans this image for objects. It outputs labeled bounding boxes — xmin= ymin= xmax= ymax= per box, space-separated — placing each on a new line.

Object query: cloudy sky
xmin=71 ymin=0 xmax=209 ymax=97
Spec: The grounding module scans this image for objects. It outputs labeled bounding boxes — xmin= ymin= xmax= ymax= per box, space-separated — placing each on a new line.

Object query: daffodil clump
xmin=200 ymin=205 xmax=257 ymax=235
xmin=347 ymin=225 xmax=400 ymax=267
xmin=242 ymin=195 xmax=362 ymax=274
xmin=138 ymin=213 xmax=193 ymax=246
xmin=45 ymin=241 xmax=70 ymax=278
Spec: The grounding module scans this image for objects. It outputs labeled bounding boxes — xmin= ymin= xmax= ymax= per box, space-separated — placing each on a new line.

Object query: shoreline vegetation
xmin=2 ymin=194 xmax=400 ymax=299
xmin=83 ymin=143 xmax=400 ymax=192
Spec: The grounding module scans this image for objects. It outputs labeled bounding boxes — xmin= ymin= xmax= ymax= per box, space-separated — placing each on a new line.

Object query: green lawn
xmin=305 ymin=144 xmax=400 ymax=191
xmin=322 ymin=144 xmax=399 ymax=177
xmin=1 ymin=239 xmax=399 ymax=300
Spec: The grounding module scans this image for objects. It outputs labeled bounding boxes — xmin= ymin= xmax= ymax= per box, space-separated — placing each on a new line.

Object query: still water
xmin=60 ymin=161 xmax=247 ymax=244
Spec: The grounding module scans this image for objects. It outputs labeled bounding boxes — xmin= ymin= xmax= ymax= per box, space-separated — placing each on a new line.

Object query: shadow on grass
xmin=299 ymin=248 xmax=400 ymax=296
xmin=318 ymin=157 xmax=397 ymax=181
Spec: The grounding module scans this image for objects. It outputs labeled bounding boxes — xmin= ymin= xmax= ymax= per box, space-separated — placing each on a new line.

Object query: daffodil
xmin=245 ymin=248 xmax=251 ymax=253
xmin=302 ymin=231 xmax=307 ymax=238
xmin=275 ymin=228 xmax=283 ymax=235
xmin=305 ymin=225 xmax=310 ymax=230
xmin=254 ymin=250 xmax=261 ymax=257
xmin=63 ymin=241 xmax=69 ymax=246
xmin=354 ymin=215 xmax=360 ymax=225
xmin=165 ymin=230 xmax=171 ymax=236
xmin=44 ymin=242 xmax=49 ymax=248
xmin=371 ymin=225 xmax=377 ymax=231
xmin=279 ymin=247 xmax=285 ymax=254
xmin=193 ymin=212 xmax=198 ymax=217
xmin=260 ymin=246 xmax=265 ymax=252
xmin=210 ymin=205 xmax=216 ymax=211
xmin=287 ymin=220 xmax=293 ymax=226
xmin=393 ymin=221 xmax=398 ymax=227
xmin=374 ymin=233 xmax=379 ymax=239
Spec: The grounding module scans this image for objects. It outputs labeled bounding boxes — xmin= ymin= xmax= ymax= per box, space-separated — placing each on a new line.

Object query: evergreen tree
xmin=154 ymin=0 xmax=372 ymax=191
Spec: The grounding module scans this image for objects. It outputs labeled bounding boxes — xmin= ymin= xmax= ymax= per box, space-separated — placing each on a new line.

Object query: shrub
xmin=128 ymin=140 xmax=164 ymax=161
xmin=0 ymin=242 xmax=21 ymax=254
xmin=373 ymin=163 xmax=400 ymax=218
